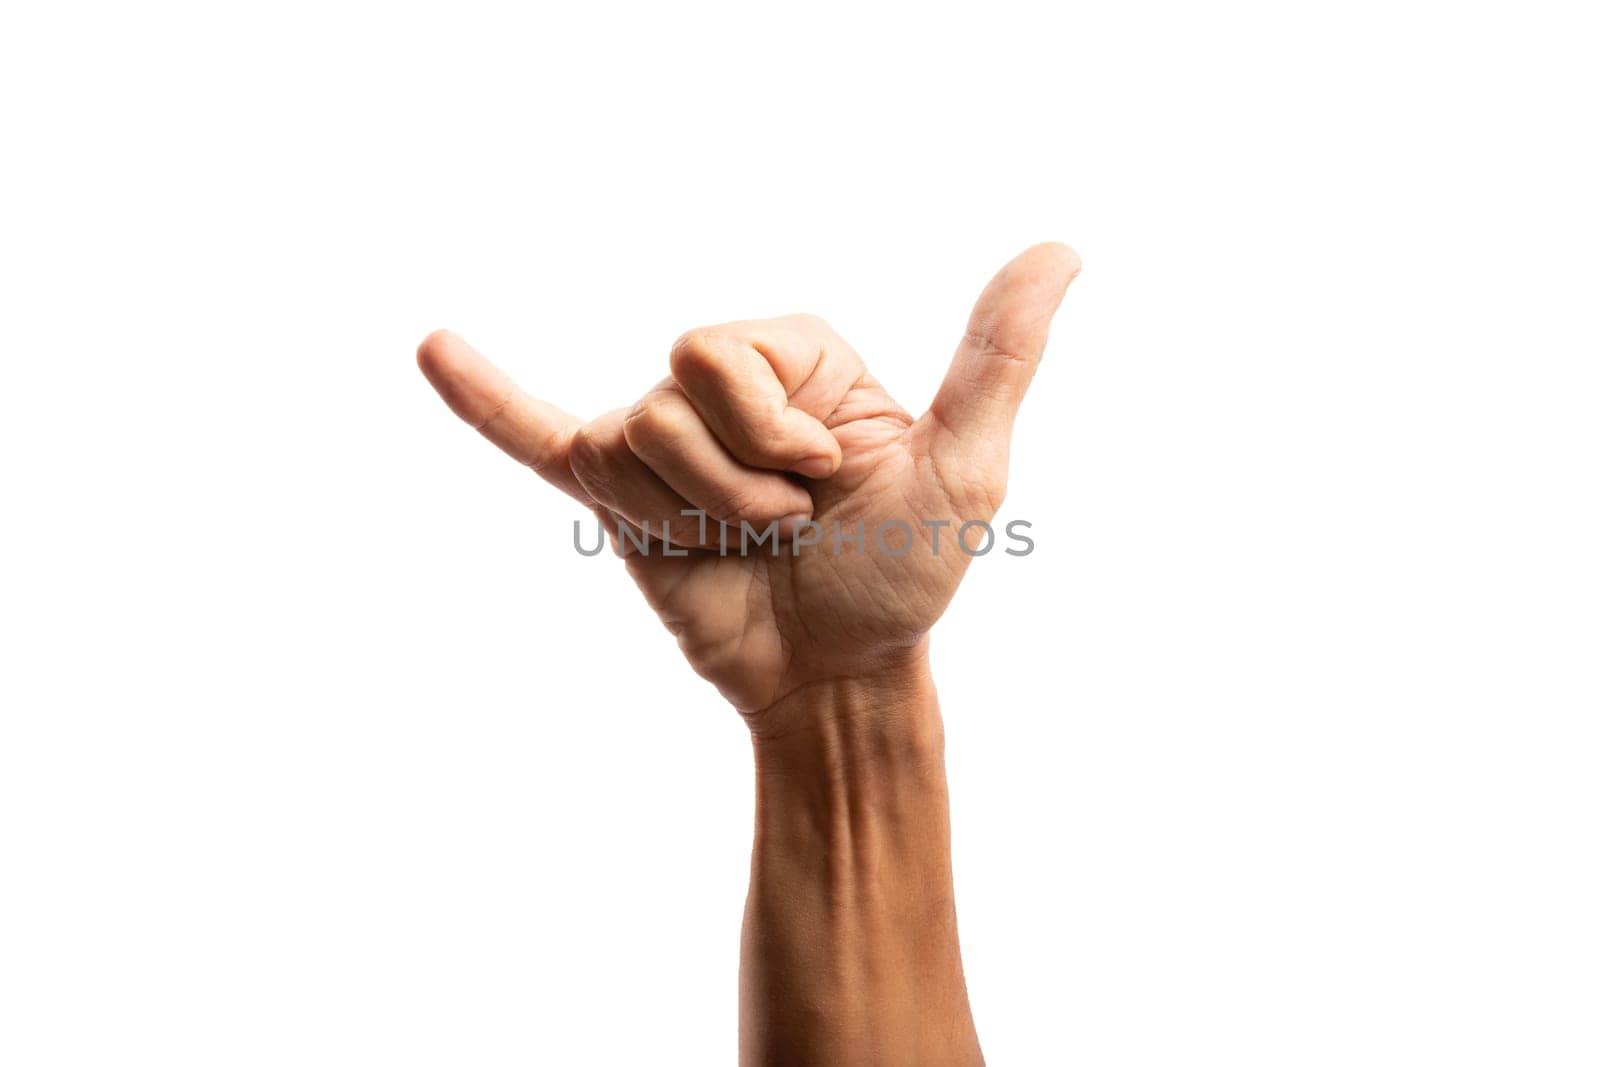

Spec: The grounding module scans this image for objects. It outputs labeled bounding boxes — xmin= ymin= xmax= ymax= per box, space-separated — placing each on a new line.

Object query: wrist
xmin=745 ymin=644 xmax=943 ymax=772
xmin=749 ymin=656 xmax=948 ymax=862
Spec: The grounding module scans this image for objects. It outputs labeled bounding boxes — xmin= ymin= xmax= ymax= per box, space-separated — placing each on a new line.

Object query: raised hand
xmin=417 ymin=244 xmax=1080 ymax=721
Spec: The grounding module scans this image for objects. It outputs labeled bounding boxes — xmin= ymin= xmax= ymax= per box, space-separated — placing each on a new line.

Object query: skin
xmin=418 ymin=242 xmax=1080 ymax=1065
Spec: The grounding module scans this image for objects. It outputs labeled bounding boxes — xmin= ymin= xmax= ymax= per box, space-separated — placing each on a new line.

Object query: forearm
xmin=739 ymin=659 xmax=983 ymax=1066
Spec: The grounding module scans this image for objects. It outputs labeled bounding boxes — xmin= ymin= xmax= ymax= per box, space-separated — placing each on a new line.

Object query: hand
xmin=417 ymin=243 xmax=1080 ymax=721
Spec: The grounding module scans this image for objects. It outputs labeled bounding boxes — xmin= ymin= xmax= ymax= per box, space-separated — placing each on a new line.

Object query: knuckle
xmin=668 ymin=328 xmax=725 ymax=380
xmin=963 ymin=328 xmax=1029 ymax=366
xmin=525 ymin=424 xmax=573 ymax=478
xmin=724 ymin=398 xmax=792 ymax=463
xmin=566 ymin=426 xmax=613 ymax=494
xmin=475 ymin=391 xmax=516 ymax=434
xmin=622 ymin=395 xmax=690 ymax=452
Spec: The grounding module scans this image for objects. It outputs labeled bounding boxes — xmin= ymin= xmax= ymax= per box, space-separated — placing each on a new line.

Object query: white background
xmin=2 ymin=3 xmax=1596 ymax=1064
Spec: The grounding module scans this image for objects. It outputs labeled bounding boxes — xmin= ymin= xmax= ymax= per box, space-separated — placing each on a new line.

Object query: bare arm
xmin=742 ymin=661 xmax=981 ymax=1065
xmin=417 ymin=243 xmax=1079 ymax=1062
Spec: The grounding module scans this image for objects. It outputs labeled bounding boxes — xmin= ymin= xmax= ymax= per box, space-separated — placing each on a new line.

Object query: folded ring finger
xmin=623 ymin=386 xmax=814 ymax=531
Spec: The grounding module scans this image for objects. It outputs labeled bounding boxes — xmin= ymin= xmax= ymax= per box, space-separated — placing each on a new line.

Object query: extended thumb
xmin=928 ymin=242 xmax=1080 ymax=440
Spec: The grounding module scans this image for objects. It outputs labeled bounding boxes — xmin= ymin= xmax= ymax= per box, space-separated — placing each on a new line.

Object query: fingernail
xmin=792 ymin=454 xmax=837 ymax=479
